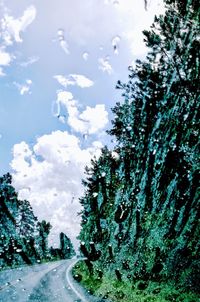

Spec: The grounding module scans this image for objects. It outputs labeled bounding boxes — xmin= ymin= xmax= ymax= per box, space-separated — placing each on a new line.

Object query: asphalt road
xmin=0 ymin=259 xmax=100 ymax=302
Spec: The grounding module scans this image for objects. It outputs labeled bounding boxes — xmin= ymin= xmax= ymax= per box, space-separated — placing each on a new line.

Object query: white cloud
xmin=79 ymin=105 xmax=109 ymax=134
xmin=55 ymin=90 xmax=109 ymax=135
xmin=11 ymin=131 xmax=103 ymax=248
xmin=20 ymin=56 xmax=39 ymax=67
xmin=54 ymin=75 xmax=71 ymax=87
xmin=5 ymin=0 xmax=166 ymax=250
xmin=0 ymin=5 xmax=36 ymax=75
xmin=54 ymin=74 xmax=94 ymax=88
xmin=70 ymin=74 xmax=94 ymax=88
xmin=0 ymin=48 xmax=12 ymax=65
xmin=113 ymin=0 xmax=165 ymax=56
xmin=1 ymin=5 xmax=36 ymax=45
xmin=98 ymin=57 xmax=113 ymax=74
xmin=13 ymin=79 xmax=32 ymax=95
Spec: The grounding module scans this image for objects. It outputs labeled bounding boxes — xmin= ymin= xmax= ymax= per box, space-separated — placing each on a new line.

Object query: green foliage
xmin=0 ymin=173 xmax=39 ymax=268
xmin=59 ymin=232 xmax=76 ymax=259
xmin=73 ymin=261 xmax=200 ymax=302
xmin=78 ymin=0 xmax=200 ymax=298
xmin=0 ymin=173 xmax=75 ymax=269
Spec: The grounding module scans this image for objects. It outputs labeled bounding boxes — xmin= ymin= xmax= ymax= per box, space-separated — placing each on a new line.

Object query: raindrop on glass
xmin=82 ymin=52 xmax=89 ymax=61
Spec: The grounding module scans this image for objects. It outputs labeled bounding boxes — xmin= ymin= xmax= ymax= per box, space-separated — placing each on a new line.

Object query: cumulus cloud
xmin=0 ymin=48 xmax=12 ymax=65
xmin=11 ymin=131 xmax=103 ymax=248
xmin=0 ymin=47 xmax=13 ymax=74
xmin=54 ymin=74 xmax=94 ymax=88
xmin=98 ymin=57 xmax=113 ymax=74
xmin=13 ymin=79 xmax=32 ymax=95
xmin=78 ymin=105 xmax=109 ymax=134
xmin=1 ymin=5 xmax=36 ymax=45
xmin=55 ymin=90 xmax=109 ymax=135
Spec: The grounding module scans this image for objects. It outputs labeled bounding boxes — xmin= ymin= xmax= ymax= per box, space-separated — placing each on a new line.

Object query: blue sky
xmin=0 ymin=0 xmax=164 ymax=247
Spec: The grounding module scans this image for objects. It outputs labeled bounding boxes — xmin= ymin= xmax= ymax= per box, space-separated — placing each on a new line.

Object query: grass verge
xmin=72 ymin=261 xmax=200 ymax=302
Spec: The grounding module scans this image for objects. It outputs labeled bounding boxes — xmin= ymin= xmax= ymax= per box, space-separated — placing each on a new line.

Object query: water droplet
xmin=112 ymin=35 xmax=121 ymax=55
xmin=111 ymin=151 xmax=119 ymax=160
xmin=98 ymin=57 xmax=113 ymax=74
xmin=83 ymin=133 xmax=88 ymax=140
xmin=58 ymin=114 xmax=66 ymax=124
xmin=82 ymin=52 xmax=89 ymax=61
xmin=57 ymin=28 xmax=64 ymax=39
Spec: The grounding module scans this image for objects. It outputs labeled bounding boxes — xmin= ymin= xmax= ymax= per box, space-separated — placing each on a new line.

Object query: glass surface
xmin=0 ymin=1 xmax=199 ymax=301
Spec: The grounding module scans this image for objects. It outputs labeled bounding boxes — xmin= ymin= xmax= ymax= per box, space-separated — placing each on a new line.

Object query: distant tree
xmin=60 ymin=232 xmax=75 ymax=259
xmin=37 ymin=220 xmax=52 ymax=259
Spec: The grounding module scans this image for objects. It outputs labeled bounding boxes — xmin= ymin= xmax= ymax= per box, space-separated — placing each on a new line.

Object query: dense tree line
xmin=0 ymin=173 xmax=75 ymax=269
xmin=79 ymin=0 xmax=199 ymax=293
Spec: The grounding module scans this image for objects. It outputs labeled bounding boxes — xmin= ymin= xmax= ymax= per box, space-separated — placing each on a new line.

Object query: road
xmin=0 ymin=259 xmax=103 ymax=302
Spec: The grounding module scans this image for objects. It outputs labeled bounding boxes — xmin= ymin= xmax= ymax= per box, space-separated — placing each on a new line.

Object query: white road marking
xmin=65 ymin=259 xmax=88 ymax=302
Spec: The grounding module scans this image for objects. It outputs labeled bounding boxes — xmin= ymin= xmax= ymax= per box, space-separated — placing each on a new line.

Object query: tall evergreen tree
xmin=60 ymin=232 xmax=75 ymax=259
xmin=79 ymin=0 xmax=199 ymax=293
xmin=0 ymin=173 xmax=38 ymax=267
xmin=0 ymin=173 xmax=73 ymax=268
xmin=37 ymin=220 xmax=52 ymax=260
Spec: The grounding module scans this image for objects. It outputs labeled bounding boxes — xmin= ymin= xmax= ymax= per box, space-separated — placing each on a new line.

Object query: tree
xmin=0 ymin=173 xmax=38 ymax=267
xmin=60 ymin=232 xmax=75 ymax=259
xmin=37 ymin=220 xmax=52 ymax=260
xmin=0 ymin=173 xmax=75 ymax=268
xmin=79 ymin=0 xmax=199 ymax=293
xmin=0 ymin=174 xmax=53 ymax=268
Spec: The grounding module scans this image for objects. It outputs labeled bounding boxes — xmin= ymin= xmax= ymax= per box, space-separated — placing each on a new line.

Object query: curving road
xmin=0 ymin=259 xmax=102 ymax=302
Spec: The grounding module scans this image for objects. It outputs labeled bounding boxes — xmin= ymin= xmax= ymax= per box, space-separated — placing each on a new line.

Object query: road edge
xmin=66 ymin=258 xmax=89 ymax=302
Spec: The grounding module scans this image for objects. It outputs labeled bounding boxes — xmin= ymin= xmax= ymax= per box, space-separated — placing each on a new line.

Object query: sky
xmin=0 ymin=0 xmax=165 ymax=249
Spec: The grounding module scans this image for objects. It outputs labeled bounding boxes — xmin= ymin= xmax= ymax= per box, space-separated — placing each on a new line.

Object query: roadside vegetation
xmin=72 ymin=261 xmax=199 ymax=302
xmin=74 ymin=0 xmax=200 ymax=301
xmin=0 ymin=173 xmax=75 ymax=270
